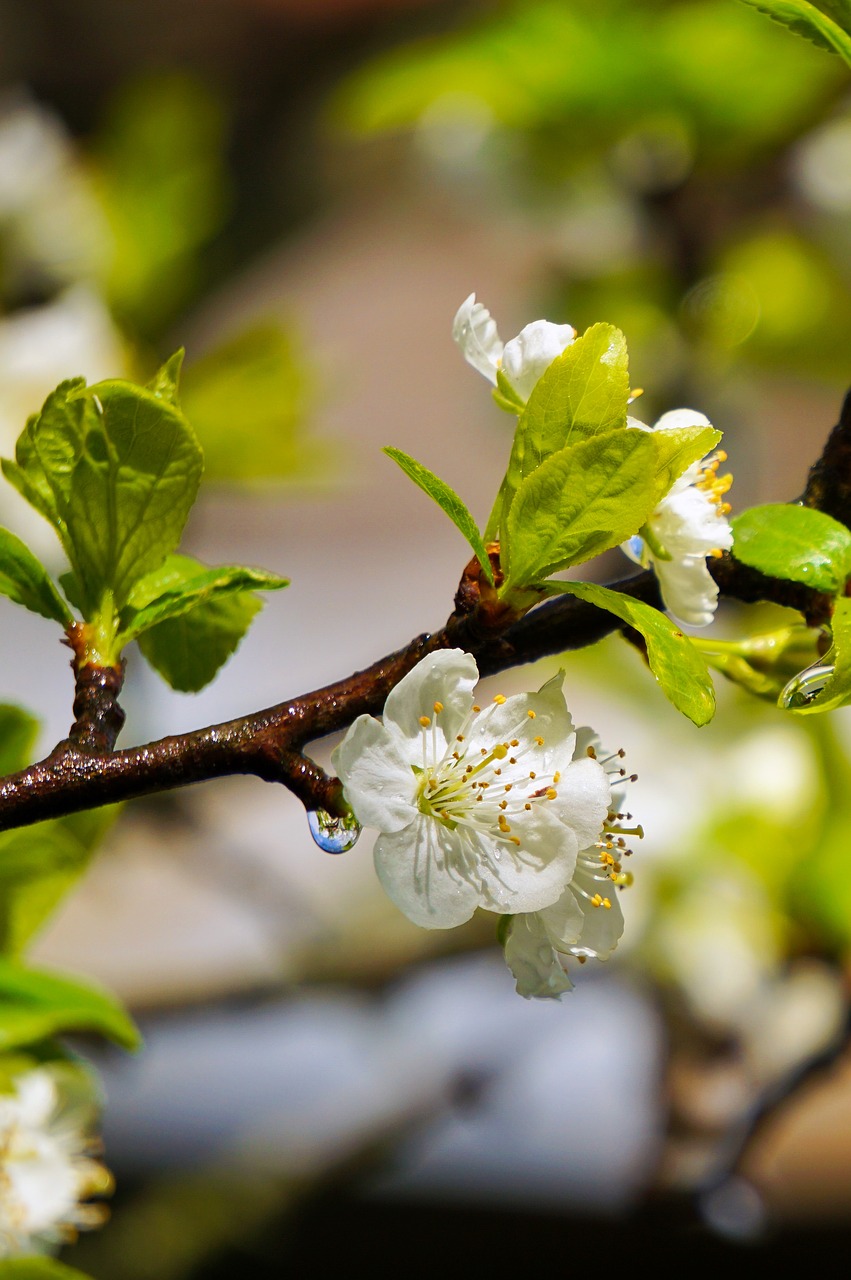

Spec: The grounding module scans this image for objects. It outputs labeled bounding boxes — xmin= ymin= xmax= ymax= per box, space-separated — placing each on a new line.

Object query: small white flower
xmin=332 ymin=650 xmax=611 ymax=930
xmin=503 ymin=731 xmax=641 ymax=999
xmin=623 ymin=409 xmax=734 ymax=627
xmin=452 ymin=293 xmax=576 ymax=402
xmin=0 ymin=1065 xmax=111 ymax=1257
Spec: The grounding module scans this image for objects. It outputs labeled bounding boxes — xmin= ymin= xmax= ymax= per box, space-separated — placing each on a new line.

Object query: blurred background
xmin=1 ymin=0 xmax=851 ymax=1271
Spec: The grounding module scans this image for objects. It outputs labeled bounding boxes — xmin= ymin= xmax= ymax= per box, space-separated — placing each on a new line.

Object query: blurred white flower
xmin=0 ymin=1065 xmax=111 ymax=1257
xmin=504 ymin=730 xmax=640 ymax=999
xmin=332 ymin=649 xmax=610 ymax=930
xmin=622 ymin=409 xmax=733 ymax=627
xmin=0 ymin=284 xmax=127 ymax=559
xmin=452 ymin=293 xmax=576 ymax=402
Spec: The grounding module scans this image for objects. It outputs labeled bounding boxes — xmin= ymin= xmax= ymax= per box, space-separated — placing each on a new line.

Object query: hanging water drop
xmin=778 ymin=662 xmax=834 ymax=710
xmin=307 ymin=807 xmax=361 ymax=854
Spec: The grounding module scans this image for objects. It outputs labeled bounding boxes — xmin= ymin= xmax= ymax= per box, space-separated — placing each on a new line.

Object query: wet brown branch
xmin=0 ymin=389 xmax=849 ymax=833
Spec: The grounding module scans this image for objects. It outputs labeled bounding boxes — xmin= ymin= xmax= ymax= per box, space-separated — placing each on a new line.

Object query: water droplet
xmin=307 ymin=808 xmax=361 ymax=854
xmin=778 ymin=662 xmax=834 ymax=709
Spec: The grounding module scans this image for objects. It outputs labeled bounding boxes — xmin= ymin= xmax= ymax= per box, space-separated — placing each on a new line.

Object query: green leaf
xmin=0 ymin=958 xmax=140 ymax=1052
xmin=782 ymin=595 xmax=851 ymax=713
xmin=491 ymin=324 xmax=630 ymax=541
xmin=383 ymin=447 xmax=494 ymax=584
xmin=0 ymin=704 xmax=39 ymax=776
xmin=0 ymin=1260 xmax=96 ymax=1280
xmin=549 ymin=580 xmax=716 ymax=725
xmin=3 ymin=377 xmax=203 ymax=616
xmin=503 ymin=423 xmax=719 ymax=588
xmin=0 ymin=526 xmax=74 ymax=625
xmin=119 ymin=563 xmax=288 ymax=645
xmin=147 ymin=348 xmax=185 ymax=404
xmin=740 ymin=0 xmax=851 ymax=66
xmin=731 ymin=503 xmax=851 ymax=592
xmin=132 ymin=554 xmax=268 ymax=691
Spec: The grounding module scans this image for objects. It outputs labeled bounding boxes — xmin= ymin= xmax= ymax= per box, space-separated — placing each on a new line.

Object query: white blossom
xmin=623 ymin=409 xmax=734 ymax=627
xmin=503 ymin=731 xmax=640 ymax=999
xmin=0 ymin=1065 xmax=111 ymax=1257
xmin=332 ymin=649 xmax=611 ymax=930
xmin=452 ymin=293 xmax=576 ymax=402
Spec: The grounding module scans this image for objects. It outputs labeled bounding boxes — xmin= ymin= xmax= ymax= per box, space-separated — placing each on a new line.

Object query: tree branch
xmin=0 ymin=388 xmax=848 ymax=833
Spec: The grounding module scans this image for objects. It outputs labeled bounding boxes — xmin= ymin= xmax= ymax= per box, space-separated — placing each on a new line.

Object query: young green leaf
xmin=3 ymin=376 xmax=203 ymax=616
xmin=383 ymin=446 xmax=494 ymax=584
xmin=131 ymin=554 xmax=275 ymax=691
xmin=739 ymin=0 xmax=851 ymax=66
xmin=0 ymin=527 xmax=74 ymax=625
xmin=119 ymin=563 xmax=288 ymax=645
xmin=147 ymin=348 xmax=185 ymax=404
xmin=502 ymin=423 xmax=719 ymax=588
xmin=783 ymin=596 xmax=851 ymax=713
xmin=493 ymin=324 xmax=630 ymax=539
xmin=548 ymin=580 xmax=716 ymax=725
xmin=0 ymin=959 xmax=140 ymax=1052
xmin=731 ymin=503 xmax=851 ymax=593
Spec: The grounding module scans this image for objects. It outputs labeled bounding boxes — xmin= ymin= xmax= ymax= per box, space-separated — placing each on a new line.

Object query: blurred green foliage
xmin=331 ymin=0 xmax=851 ymax=400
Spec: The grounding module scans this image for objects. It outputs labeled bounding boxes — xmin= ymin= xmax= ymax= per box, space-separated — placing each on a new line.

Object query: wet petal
xmin=566 ymin=865 xmax=625 ymax=959
xmin=383 ymin=648 xmax=478 ymax=747
xmin=501 ymin=319 xmax=576 ymax=400
xmin=550 ymin=755 xmax=611 ymax=850
xmin=452 ymin=293 xmax=503 ymax=384
xmin=504 ymin=913 xmax=574 ymax=999
xmin=374 ymin=816 xmax=480 ymax=929
xmin=475 ymin=803 xmax=579 ymax=915
xmin=332 ymin=715 xmax=417 ymax=832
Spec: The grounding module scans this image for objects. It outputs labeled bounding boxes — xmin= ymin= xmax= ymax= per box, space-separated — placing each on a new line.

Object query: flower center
xmin=413 ymin=697 xmax=560 ymax=850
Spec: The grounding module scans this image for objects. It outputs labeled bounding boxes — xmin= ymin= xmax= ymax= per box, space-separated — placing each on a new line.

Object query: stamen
xmin=494 ymin=694 xmax=507 ymax=704
xmin=419 ymin=715 xmax=431 ymax=727
xmin=527 ymin=710 xmax=536 ymax=719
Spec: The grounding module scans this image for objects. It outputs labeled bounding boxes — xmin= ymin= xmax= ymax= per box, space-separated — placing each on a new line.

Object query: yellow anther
xmin=498 ymin=815 xmax=511 ymax=832
xmin=553 ymin=771 xmax=561 ymax=784
xmin=524 ymin=802 xmax=531 ymax=811
xmin=493 ymin=694 xmax=507 ymax=705
xmin=499 ymin=800 xmax=508 ymax=810
xmin=504 ymin=783 xmax=512 ymax=792
xmin=602 ymin=898 xmax=612 ymax=909
xmin=534 ymin=736 xmax=544 ymax=746
xmin=456 ymin=734 xmax=465 ymax=742
xmin=419 ymin=715 xmax=431 ymax=727
xmin=545 ymin=788 xmax=558 ymax=801
xmin=511 ymin=739 xmax=519 ymax=747
xmin=509 ymin=757 xmax=517 ymax=764
xmin=509 ymin=836 xmax=521 ymax=846
xmin=591 ymin=894 xmax=603 ymax=908
xmin=586 ymin=746 xmax=597 ymax=759
xmin=493 ymin=743 xmax=508 ymax=759
xmin=529 ymin=771 xmax=536 ymax=780
xmin=527 ymin=710 xmax=536 ymax=719
xmin=473 ymin=705 xmax=481 ymax=713
xmin=433 ymin=701 xmax=444 ymax=714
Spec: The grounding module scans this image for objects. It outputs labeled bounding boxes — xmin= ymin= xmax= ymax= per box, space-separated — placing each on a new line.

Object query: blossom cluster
xmin=0 ymin=1065 xmax=111 ymax=1257
xmin=333 ymin=650 xmax=639 ymax=997
xmin=453 ymin=293 xmax=734 ymax=629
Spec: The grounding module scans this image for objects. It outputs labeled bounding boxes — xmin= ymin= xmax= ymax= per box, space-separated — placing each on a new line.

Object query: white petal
xmin=383 ymin=648 xmax=478 ymax=747
xmin=332 ymin=715 xmax=417 ymax=832
xmin=452 ymin=293 xmax=503 ymax=384
xmin=652 ymin=408 xmax=713 ymax=432
xmin=566 ymin=865 xmax=625 ymax=960
xmin=476 ymin=803 xmax=579 ymax=915
xmin=654 ymin=554 xmax=720 ymax=627
xmin=539 ymin=882 xmax=585 ymax=947
xmin=500 ymin=319 xmax=576 ymax=401
xmin=653 ymin=485 xmax=733 ymax=557
xmin=504 ymin=913 xmax=574 ymax=999
xmin=551 ymin=755 xmax=611 ymax=850
xmin=373 ymin=815 xmax=480 ymax=929
xmin=464 ymin=670 xmax=575 ymax=776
